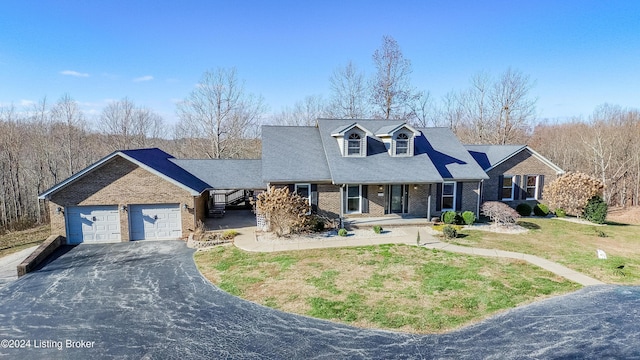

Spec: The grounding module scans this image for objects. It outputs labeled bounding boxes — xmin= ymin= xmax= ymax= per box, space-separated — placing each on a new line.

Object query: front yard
xmin=195 ymin=243 xmax=579 ymax=333
xmin=456 ymin=217 xmax=640 ymax=284
xmin=0 ymin=225 xmax=49 ymax=257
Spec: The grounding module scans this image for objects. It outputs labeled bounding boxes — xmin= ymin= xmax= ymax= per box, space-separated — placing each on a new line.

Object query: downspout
xmin=339 ymin=184 xmax=344 ymax=228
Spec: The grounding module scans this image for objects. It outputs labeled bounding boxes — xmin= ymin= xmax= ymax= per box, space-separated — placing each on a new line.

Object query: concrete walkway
xmin=0 ymin=246 xmax=38 ymax=288
xmin=233 ymin=226 xmax=605 ymax=287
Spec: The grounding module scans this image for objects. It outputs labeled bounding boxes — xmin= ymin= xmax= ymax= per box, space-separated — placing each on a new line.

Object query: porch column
xmin=427 ymin=184 xmax=432 ymax=220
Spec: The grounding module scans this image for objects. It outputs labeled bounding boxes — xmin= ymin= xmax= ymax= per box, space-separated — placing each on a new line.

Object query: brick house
xmin=39 ymin=119 xmax=563 ymax=244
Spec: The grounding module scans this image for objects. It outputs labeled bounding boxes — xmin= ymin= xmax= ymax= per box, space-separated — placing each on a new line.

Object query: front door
xmin=390 ymin=185 xmax=408 ymax=214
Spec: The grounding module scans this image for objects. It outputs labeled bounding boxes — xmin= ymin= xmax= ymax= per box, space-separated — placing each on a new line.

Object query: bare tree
xmin=176 ymin=68 xmax=265 ymax=159
xmin=99 ymin=98 xmax=166 ymax=150
xmin=328 ymin=61 xmax=369 ymax=119
xmin=270 ymin=95 xmax=328 ymax=126
xmin=370 ymin=35 xmax=416 ymax=120
xmin=50 ymin=94 xmax=86 ymax=175
xmin=407 ymin=90 xmax=436 ymax=127
xmin=489 ymin=68 xmax=537 ymax=144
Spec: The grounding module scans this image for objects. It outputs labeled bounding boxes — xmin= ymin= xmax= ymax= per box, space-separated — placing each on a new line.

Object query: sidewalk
xmin=233 ymin=226 xmax=604 ymax=287
xmin=0 ymin=246 xmax=38 ymax=288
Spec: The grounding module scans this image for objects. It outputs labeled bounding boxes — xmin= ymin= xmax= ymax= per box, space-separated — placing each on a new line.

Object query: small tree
xmin=544 ymin=172 xmax=604 ymax=216
xmin=253 ymin=186 xmax=310 ymax=237
xmin=583 ymin=196 xmax=608 ymax=224
xmin=480 ymin=201 xmax=520 ymax=226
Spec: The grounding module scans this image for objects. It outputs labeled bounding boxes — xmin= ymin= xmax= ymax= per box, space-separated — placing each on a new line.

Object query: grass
xmin=454 ymin=217 xmax=640 ymax=284
xmin=194 ymin=244 xmax=579 ymax=333
xmin=0 ymin=225 xmax=49 ymax=257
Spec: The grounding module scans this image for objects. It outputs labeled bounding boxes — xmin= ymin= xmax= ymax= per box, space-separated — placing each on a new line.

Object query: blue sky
xmin=1 ymin=0 xmax=638 ymax=126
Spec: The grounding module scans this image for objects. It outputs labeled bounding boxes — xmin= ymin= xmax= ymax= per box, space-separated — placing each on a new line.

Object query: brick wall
xmin=317 ymin=184 xmax=340 ymax=219
xmin=367 ymin=185 xmax=386 ymax=216
xmin=483 ymin=150 xmax=560 ymax=208
xmin=408 ymin=184 xmax=429 ymax=217
xmin=48 ymin=156 xmax=200 ymax=240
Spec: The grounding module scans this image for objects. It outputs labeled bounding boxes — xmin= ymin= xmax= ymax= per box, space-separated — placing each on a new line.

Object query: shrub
xmin=480 ymin=201 xmax=520 ymax=226
xmin=533 ymin=203 xmax=550 ymax=217
xmin=442 ymin=211 xmax=457 ymax=224
xmin=555 ymin=208 xmax=566 ymax=217
xmin=583 ymin=196 xmax=608 ymax=224
xmin=253 ymin=186 xmax=310 ymax=237
xmin=442 ymin=225 xmax=457 ymax=239
xmin=308 ymin=217 xmax=325 ymax=232
xmin=544 ymin=172 xmax=604 ymax=216
xmin=338 ymin=228 xmax=348 ymax=237
xmin=221 ymin=229 xmax=239 ymax=240
xmin=373 ymin=225 xmax=383 ymax=234
xmin=595 ymin=229 xmax=607 ymax=238
xmin=515 ymin=203 xmax=532 ymax=216
xmin=461 ymin=211 xmax=476 ymax=225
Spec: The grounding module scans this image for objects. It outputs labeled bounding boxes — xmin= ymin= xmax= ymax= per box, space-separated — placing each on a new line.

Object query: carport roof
xmin=171 ymin=159 xmax=266 ymax=189
xmin=38 ymin=148 xmax=211 ymax=199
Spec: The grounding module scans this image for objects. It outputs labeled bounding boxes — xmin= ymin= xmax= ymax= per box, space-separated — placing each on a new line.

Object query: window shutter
xmin=537 ymin=175 xmax=545 ymax=199
xmin=311 ymin=184 xmax=318 ymax=213
xmin=497 ymin=175 xmax=504 ymax=200
xmin=513 ymin=175 xmax=520 ymax=200
xmin=362 ymin=185 xmax=369 ymax=213
xmin=521 ymin=176 xmax=529 ymax=200
xmin=455 ymin=182 xmax=463 ymax=211
xmin=436 ymin=183 xmax=443 ymax=211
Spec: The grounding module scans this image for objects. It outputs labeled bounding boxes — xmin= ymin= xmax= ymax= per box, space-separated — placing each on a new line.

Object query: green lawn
xmin=195 ymin=244 xmax=579 ymax=334
xmin=453 ymin=217 xmax=640 ymax=284
xmin=0 ymin=225 xmax=49 ymax=257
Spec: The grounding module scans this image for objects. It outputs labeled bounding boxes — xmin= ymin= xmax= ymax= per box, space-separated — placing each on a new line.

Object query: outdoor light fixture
xmin=378 ymin=185 xmax=384 ymax=191
xmin=413 ymin=184 xmax=418 ymax=190
xmin=56 ymin=207 xmax=63 ymax=215
xmin=121 ymin=205 xmax=127 ymax=212
xmin=183 ymin=204 xmax=189 ymax=210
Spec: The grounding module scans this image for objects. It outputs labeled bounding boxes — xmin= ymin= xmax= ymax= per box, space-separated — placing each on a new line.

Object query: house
xmin=38 ymin=119 xmax=563 ymax=244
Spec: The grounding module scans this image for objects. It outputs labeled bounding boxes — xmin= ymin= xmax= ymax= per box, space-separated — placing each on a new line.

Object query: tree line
xmin=0 ymin=35 xmax=637 ymax=232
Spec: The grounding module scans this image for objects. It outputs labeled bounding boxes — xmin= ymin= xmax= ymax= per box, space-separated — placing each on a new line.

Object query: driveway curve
xmin=0 ymin=241 xmax=638 ymax=359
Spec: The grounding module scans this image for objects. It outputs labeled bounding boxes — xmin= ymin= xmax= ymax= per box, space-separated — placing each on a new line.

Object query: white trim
xmin=441 ymin=181 xmax=456 ymax=211
xmin=294 ymin=183 xmax=312 ymax=215
xmin=525 ymin=175 xmax=540 ymax=200
xmin=345 ymin=184 xmax=362 ymax=214
xmin=501 ymin=175 xmax=516 ymax=201
xmin=485 ymin=146 xmax=564 ymax=175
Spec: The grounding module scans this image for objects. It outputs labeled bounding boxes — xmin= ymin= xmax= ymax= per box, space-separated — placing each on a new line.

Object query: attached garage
xmin=39 ymin=148 xmax=212 ymax=244
xmin=129 ymin=204 xmax=182 ymax=240
xmin=67 ymin=205 xmax=121 ymax=244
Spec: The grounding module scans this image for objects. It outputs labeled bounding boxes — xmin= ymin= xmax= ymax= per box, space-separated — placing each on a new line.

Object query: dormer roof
xmin=375 ymin=123 xmax=421 ymax=138
xmin=330 ymin=122 xmax=373 ymax=137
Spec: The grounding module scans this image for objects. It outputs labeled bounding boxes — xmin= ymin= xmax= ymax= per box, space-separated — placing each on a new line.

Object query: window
xmin=395 ymin=133 xmax=409 ymax=155
xmin=501 ymin=175 xmax=516 ymax=200
xmin=295 ymin=184 xmax=311 ymax=214
xmin=442 ymin=182 xmax=456 ymax=210
xmin=347 ymin=133 xmax=362 ymax=156
xmin=346 ymin=185 xmax=361 ymax=213
xmin=526 ymin=175 xmax=539 ymax=200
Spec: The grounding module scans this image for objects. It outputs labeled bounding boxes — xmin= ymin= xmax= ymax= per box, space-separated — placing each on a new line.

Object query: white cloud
xmin=20 ymin=99 xmax=36 ymax=107
xmin=60 ymin=70 xmax=89 ymax=77
xmin=133 ymin=75 xmax=154 ymax=82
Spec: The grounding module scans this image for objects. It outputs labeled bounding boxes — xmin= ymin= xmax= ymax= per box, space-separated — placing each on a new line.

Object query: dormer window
xmin=347 ymin=133 xmax=362 ymax=156
xmin=395 ymin=133 xmax=409 ymax=155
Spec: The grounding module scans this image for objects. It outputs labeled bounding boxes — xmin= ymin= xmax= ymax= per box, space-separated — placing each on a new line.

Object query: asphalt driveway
xmin=0 ymin=241 xmax=638 ymax=359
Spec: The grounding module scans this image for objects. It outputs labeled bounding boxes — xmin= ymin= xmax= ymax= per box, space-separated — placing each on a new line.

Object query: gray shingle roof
xmin=315 ymin=119 xmax=488 ymax=184
xmin=464 ymin=145 xmax=527 ymax=170
xmin=171 ymin=159 xmax=265 ymax=189
xmin=262 ymin=126 xmax=332 ymax=183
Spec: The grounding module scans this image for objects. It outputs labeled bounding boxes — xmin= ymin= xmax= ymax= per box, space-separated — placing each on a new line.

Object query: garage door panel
xmin=129 ymin=204 xmax=182 ymax=240
xmin=67 ymin=206 xmax=121 ymax=244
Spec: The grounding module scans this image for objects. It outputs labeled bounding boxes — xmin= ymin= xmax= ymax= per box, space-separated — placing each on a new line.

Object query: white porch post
xmin=427 ymin=184 xmax=432 ymax=220
xmin=477 ymin=180 xmax=482 ymax=216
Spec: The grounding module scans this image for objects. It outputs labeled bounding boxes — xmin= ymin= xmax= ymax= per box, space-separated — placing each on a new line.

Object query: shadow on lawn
xmin=517 ymin=221 xmax=541 ymax=230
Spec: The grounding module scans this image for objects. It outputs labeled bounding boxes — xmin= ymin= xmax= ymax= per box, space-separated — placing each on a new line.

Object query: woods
xmin=1 ymin=35 xmax=638 ymax=232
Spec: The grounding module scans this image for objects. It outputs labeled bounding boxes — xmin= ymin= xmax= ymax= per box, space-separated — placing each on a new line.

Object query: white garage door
xmin=129 ymin=204 xmax=182 ymax=240
xmin=67 ymin=206 xmax=121 ymax=244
